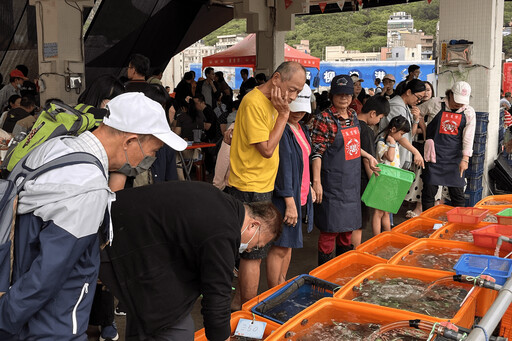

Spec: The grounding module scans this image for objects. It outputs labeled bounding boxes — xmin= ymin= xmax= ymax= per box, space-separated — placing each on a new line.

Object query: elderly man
xmin=228 ymin=61 xmax=306 ymax=309
xmin=101 ymin=181 xmax=282 ymax=341
xmin=0 ymin=92 xmax=187 ymax=340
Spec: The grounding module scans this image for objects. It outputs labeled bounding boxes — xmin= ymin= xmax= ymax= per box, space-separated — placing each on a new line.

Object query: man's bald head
xmin=273 ymin=61 xmax=306 ymax=82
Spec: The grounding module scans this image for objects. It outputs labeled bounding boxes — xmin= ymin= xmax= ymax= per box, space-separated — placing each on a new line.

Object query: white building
xmin=386 ymin=45 xmax=423 ymax=61
xmin=387 ymin=12 xmax=415 ymax=48
xmin=215 ymin=34 xmax=245 ymax=51
xmin=325 ymin=46 xmax=380 ymax=62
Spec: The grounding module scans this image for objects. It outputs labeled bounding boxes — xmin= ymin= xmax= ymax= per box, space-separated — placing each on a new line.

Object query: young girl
xmin=373 ymin=116 xmax=411 ymax=235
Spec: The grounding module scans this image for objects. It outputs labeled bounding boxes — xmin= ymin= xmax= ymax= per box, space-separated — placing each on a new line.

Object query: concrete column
xmin=29 ymin=0 xmax=93 ymax=105
xmin=236 ymin=0 xmax=308 ymax=76
xmin=438 ymin=0 xmax=504 ymax=195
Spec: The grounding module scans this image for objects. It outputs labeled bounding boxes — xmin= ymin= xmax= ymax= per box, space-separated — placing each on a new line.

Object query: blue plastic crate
xmin=251 ymin=275 xmax=337 ymax=324
xmin=465 ymin=188 xmax=483 ymax=207
xmin=466 ymin=174 xmax=483 ymax=191
xmin=469 ymin=152 xmax=485 ymax=166
xmin=454 ymin=254 xmax=512 ymax=285
xmin=475 ymin=112 xmax=489 ymax=135
xmin=466 ymin=168 xmax=483 ymax=180
xmin=472 ymin=133 xmax=487 ymax=155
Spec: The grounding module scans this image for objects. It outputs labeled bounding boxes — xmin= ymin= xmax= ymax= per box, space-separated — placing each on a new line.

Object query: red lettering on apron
xmin=342 ymin=127 xmax=361 ymax=160
xmin=439 ymin=111 xmax=462 ymax=136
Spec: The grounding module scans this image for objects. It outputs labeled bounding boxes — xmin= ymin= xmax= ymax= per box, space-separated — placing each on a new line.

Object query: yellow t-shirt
xmin=228 ymin=87 xmax=279 ymax=193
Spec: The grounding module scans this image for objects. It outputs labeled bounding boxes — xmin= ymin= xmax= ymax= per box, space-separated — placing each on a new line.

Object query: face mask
xmin=117 ymin=139 xmax=157 ymax=177
xmin=239 ymin=224 xmax=259 ymax=254
xmin=17 ymin=83 xmax=22 ymax=89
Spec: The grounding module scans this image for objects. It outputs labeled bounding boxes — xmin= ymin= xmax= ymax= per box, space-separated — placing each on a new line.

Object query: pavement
xmin=87 ymin=202 xmax=411 ymax=340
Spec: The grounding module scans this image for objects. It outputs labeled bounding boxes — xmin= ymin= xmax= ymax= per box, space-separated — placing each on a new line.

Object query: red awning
xmin=202 ymin=33 xmax=320 ymax=69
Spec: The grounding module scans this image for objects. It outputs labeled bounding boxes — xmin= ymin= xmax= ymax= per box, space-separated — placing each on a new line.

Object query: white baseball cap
xmin=104 ymin=92 xmax=187 ymax=151
xmin=289 ymin=85 xmax=312 ymax=114
xmin=452 ymin=81 xmax=471 ymax=105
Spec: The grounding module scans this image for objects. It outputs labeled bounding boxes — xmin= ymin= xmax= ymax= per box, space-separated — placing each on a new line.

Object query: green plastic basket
xmin=361 ymin=164 xmax=415 ymax=214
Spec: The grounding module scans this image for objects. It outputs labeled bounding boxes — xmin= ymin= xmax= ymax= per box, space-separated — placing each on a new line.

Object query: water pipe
xmin=452 ymin=274 xmax=503 ymax=291
xmin=495 ymin=236 xmax=512 ymax=256
xmin=465 ymin=275 xmax=512 ymax=341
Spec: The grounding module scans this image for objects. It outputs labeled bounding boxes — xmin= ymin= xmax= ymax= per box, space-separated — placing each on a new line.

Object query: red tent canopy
xmin=202 ymin=33 xmax=320 ymax=69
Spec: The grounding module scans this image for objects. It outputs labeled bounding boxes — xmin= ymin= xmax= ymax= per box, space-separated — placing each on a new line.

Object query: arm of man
xmin=254 ymin=87 xmax=290 ymax=158
xmin=199 ymin=233 xmax=237 ymax=341
xmin=460 ymin=107 xmax=476 ymax=176
xmin=0 ymin=187 xmax=108 ymax=336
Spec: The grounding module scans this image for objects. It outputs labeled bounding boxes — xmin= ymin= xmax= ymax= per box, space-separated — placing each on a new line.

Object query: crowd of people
xmin=0 ymin=56 xmax=481 ymax=341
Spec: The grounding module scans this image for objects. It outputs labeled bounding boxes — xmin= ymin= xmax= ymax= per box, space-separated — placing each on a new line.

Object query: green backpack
xmin=1 ymin=101 xmax=101 ymax=172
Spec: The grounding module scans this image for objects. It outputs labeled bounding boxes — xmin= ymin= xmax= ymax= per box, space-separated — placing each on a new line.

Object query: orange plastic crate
xmin=392 ymin=217 xmax=444 ymax=239
xmin=193 ymin=310 xmax=280 ymax=340
xmin=334 ymin=264 xmax=480 ymax=328
xmin=387 ymin=239 xmax=501 ymax=317
xmin=446 ymin=207 xmax=490 ymax=224
xmin=476 ymin=194 xmax=512 ymax=208
xmin=471 ymin=224 xmax=512 ymax=253
xmin=420 ymin=204 xmax=454 ymax=223
xmin=356 ymin=231 xmax=417 ymax=260
xmin=309 ymin=250 xmax=385 ymax=287
xmin=241 ymin=276 xmax=297 ymax=312
xmin=430 ymin=222 xmax=489 ymax=243
xmin=388 ymin=239 xmax=499 ymax=272
xmin=265 ymin=298 xmax=443 ymax=340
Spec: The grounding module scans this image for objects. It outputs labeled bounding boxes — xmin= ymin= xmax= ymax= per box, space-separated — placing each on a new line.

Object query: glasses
xmin=250 ymin=227 xmax=262 ymax=252
xmin=413 ymin=93 xmax=424 ymax=102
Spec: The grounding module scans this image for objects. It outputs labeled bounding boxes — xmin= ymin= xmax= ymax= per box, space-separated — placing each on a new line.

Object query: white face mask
xmin=239 ymin=224 xmax=259 ymax=254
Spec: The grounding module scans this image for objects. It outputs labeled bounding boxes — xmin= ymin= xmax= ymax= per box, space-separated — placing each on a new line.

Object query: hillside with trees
xmin=204 ymin=0 xmax=512 ymax=59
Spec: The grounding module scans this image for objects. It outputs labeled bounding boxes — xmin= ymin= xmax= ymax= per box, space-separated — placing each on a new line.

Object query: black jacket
xmin=102 ymin=182 xmax=244 ymax=341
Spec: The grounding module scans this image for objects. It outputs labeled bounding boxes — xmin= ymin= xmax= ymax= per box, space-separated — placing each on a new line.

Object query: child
xmin=353 ymin=96 xmax=390 ymax=247
xmin=373 ymin=116 xmax=411 ymax=235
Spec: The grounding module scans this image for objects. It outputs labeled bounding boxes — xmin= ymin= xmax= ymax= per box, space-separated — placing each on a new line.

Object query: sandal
xmin=406 ymin=210 xmax=419 ymax=218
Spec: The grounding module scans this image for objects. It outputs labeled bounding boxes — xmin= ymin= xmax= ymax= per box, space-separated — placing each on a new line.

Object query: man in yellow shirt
xmin=229 ymin=61 xmax=306 ymax=309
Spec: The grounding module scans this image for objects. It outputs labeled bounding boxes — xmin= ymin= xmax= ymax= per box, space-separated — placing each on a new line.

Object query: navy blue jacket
xmin=272 ymin=124 xmax=314 ymax=248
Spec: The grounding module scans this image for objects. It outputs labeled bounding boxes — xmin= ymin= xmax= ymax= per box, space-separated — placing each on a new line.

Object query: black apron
xmin=314 ymin=109 xmax=362 ymax=232
xmin=424 ymin=102 xmax=467 ymax=187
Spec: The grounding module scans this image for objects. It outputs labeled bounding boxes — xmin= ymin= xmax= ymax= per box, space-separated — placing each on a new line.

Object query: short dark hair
xmin=8 ymin=94 xmax=21 ymax=106
xmin=506 ymin=92 xmax=512 ymax=97
xmin=361 ymin=96 xmax=390 ymax=116
xmin=405 ymin=79 xmax=426 ymax=94
xmin=128 ymin=54 xmax=150 ymax=77
xmin=20 ymin=96 xmax=35 ymax=108
xmin=245 ymin=202 xmax=282 ymax=240
xmin=273 ymin=61 xmax=306 ymax=82
xmin=193 ymin=93 xmax=206 ymax=103
xmin=204 ymin=67 xmax=214 ymax=77
xmin=255 ymin=73 xmax=267 ymax=82
xmin=241 ymin=68 xmax=249 ymax=76
xmin=15 ymin=65 xmax=29 ymax=77
xmin=183 ymin=71 xmax=194 ymax=81
xmin=375 ymin=78 xmax=381 ymax=84
xmin=408 ymin=64 xmax=420 ymax=74
xmin=151 ymin=68 xmax=162 ymax=76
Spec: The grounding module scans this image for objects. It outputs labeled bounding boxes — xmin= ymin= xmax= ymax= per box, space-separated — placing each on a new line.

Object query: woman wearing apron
xmin=422 ymin=81 xmax=476 ymax=210
xmin=310 ymin=75 xmax=378 ymax=265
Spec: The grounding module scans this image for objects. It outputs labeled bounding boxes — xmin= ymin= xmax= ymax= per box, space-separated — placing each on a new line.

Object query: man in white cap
xmin=0 ymin=92 xmax=186 ymax=340
xmin=422 ymin=81 xmax=476 ymax=211
xmin=379 ymin=74 xmax=396 ymax=100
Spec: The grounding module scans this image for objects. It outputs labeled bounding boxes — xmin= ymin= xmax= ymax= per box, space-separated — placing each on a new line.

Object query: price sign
xmin=234 ymin=318 xmax=266 ymax=339
xmin=433 ymin=223 xmax=444 ymax=230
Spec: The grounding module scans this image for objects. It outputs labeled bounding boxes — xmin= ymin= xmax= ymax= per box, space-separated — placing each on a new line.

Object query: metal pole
xmin=465 ymin=276 xmax=512 ymax=340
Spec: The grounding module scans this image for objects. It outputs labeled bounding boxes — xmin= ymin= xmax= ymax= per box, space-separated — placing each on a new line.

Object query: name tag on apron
xmin=439 ymin=112 xmax=462 ymax=136
xmin=342 ymin=126 xmax=361 ymax=160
